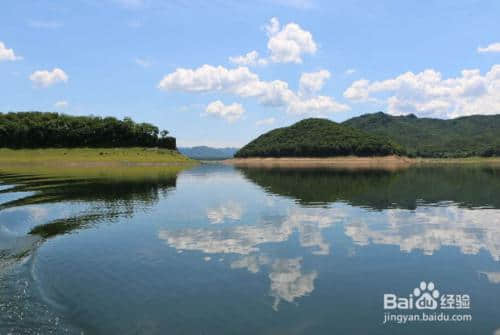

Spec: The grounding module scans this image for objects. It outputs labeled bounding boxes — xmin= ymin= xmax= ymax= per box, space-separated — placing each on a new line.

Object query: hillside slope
xmin=235 ymin=118 xmax=403 ymax=158
xmin=343 ymin=112 xmax=500 ymax=157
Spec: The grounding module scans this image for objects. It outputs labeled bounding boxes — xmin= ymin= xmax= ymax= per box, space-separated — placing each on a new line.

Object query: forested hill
xmin=0 ymin=112 xmax=176 ymax=149
xmin=235 ymin=118 xmax=403 ymax=158
xmin=343 ymin=112 xmax=500 ymax=157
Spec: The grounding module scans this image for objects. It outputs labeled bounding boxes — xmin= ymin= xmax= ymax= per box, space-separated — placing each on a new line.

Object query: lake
xmin=0 ymin=163 xmax=499 ymax=334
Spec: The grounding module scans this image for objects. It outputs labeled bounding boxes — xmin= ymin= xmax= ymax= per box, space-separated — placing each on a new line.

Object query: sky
xmin=1 ymin=0 xmax=500 ymax=147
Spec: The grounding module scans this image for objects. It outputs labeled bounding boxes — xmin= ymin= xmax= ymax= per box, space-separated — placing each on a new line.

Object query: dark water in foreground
xmin=0 ymin=164 xmax=499 ymax=334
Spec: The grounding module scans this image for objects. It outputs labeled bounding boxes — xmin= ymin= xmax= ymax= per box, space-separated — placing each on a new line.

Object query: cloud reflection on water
xmin=159 ymin=202 xmax=500 ymax=310
xmin=346 ymin=206 xmax=500 ymax=261
xmin=207 ymin=201 xmax=244 ymax=224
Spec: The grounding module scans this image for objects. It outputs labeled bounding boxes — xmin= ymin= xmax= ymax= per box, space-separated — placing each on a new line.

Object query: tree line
xmin=0 ymin=112 xmax=176 ymax=149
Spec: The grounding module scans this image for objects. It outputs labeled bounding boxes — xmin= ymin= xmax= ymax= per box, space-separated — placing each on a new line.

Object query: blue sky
xmin=1 ymin=0 xmax=500 ymax=147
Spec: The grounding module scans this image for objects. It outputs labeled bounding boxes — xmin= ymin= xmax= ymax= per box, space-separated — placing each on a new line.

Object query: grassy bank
xmin=0 ymin=148 xmax=194 ymax=165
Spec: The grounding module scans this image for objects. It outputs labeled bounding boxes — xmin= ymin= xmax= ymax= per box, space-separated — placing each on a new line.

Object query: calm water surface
xmin=0 ymin=164 xmax=499 ymax=334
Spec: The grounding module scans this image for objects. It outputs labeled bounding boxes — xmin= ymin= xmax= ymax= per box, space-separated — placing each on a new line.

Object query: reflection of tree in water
xmin=0 ymin=168 xmax=182 ymax=265
xmin=0 ymin=173 xmax=177 ymax=209
xmin=238 ymin=165 xmax=500 ymax=209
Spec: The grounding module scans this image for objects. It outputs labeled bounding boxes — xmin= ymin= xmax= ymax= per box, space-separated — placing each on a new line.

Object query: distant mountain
xmin=343 ymin=112 xmax=500 ymax=157
xmin=235 ymin=118 xmax=403 ymax=158
xmin=178 ymin=146 xmax=239 ymax=160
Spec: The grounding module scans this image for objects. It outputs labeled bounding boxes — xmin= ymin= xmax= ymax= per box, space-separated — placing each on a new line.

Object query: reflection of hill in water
xmin=0 ymin=166 xmax=186 ymax=264
xmin=0 ymin=166 xmax=184 ymax=209
xmin=239 ymin=166 xmax=500 ymax=209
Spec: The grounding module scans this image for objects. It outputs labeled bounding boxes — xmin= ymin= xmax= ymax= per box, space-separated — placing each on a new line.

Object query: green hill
xmin=235 ymin=118 xmax=403 ymax=158
xmin=343 ymin=112 xmax=500 ymax=157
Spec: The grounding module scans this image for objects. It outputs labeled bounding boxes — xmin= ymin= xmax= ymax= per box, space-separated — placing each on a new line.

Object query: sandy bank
xmin=224 ymin=155 xmax=415 ymax=170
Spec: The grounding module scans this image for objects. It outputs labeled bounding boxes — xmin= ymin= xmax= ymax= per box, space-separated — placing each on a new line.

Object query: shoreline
xmin=0 ymin=148 xmax=195 ymax=167
xmin=225 ymin=156 xmax=500 ymax=169
xmin=225 ymin=155 xmax=413 ymax=170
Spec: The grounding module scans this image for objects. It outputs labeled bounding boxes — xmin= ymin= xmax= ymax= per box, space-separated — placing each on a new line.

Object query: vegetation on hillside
xmin=343 ymin=112 xmax=500 ymax=158
xmin=0 ymin=112 xmax=176 ymax=149
xmin=235 ymin=118 xmax=403 ymax=158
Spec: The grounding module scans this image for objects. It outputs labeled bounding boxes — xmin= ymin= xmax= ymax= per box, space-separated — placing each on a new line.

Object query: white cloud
xmin=343 ymin=65 xmax=500 ymax=118
xmin=477 ymin=43 xmax=500 ymax=53
xmin=158 ymin=64 xmax=294 ymax=107
xmin=28 ymin=20 xmax=63 ymax=29
xmin=0 ymin=41 xmax=22 ymax=61
xmin=205 ymin=101 xmax=245 ymax=123
xmin=29 ymin=68 xmax=68 ymax=87
xmin=299 ymin=70 xmax=330 ymax=96
xmin=229 ymin=17 xmax=317 ymax=68
xmin=256 ymin=117 xmax=275 ymax=126
xmin=265 ymin=17 xmax=281 ymax=36
xmin=266 ymin=17 xmax=317 ymax=63
xmin=288 ymin=95 xmax=350 ymax=115
xmin=54 ymin=100 xmax=69 ymax=108
xmin=134 ymin=58 xmax=151 ymax=68
xmin=158 ymin=65 xmax=258 ymax=93
xmin=159 ymin=64 xmax=349 ymax=116
xmin=229 ymin=50 xmax=267 ymax=66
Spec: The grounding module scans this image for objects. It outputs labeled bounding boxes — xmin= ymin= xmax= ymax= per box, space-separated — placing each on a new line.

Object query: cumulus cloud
xmin=266 ymin=17 xmax=317 ymax=63
xmin=205 ymin=101 xmax=245 ymax=123
xmin=54 ymin=100 xmax=69 ymax=108
xmin=287 ymin=95 xmax=350 ymax=115
xmin=0 ymin=41 xmax=22 ymax=61
xmin=229 ymin=50 xmax=267 ymax=66
xmin=343 ymin=65 xmax=500 ymax=118
xmin=29 ymin=68 xmax=68 ymax=87
xmin=159 ymin=64 xmax=349 ymax=116
xmin=158 ymin=65 xmax=258 ymax=93
xmin=256 ymin=117 xmax=276 ymax=126
xmin=477 ymin=43 xmax=500 ymax=53
xmin=299 ymin=70 xmax=330 ymax=96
